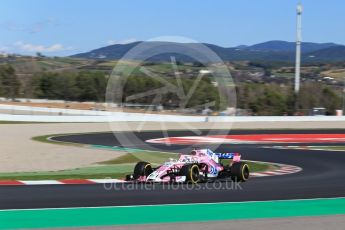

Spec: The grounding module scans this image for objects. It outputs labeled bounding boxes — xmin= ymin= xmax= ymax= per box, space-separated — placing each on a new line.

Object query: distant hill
xmin=243 ymin=40 xmax=338 ymax=53
xmin=71 ymin=40 xmax=345 ymax=62
xmin=303 ymin=45 xmax=345 ymax=61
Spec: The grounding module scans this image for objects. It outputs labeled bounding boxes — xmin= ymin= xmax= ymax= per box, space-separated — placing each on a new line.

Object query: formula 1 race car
xmin=125 ymin=149 xmax=249 ymax=183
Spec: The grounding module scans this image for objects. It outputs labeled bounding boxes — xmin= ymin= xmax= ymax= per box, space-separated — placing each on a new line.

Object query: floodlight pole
xmin=294 ymin=3 xmax=303 ymax=113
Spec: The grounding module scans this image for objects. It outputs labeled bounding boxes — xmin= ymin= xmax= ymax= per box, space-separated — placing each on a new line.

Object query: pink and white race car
xmin=125 ymin=149 xmax=250 ymax=183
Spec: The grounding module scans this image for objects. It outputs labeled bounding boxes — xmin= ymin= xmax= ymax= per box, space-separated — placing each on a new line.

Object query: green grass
xmin=99 ymin=153 xmax=141 ymax=164
xmin=0 ymin=173 xmax=127 ymax=181
xmin=31 ymin=134 xmax=54 ymax=143
xmin=98 ymin=151 xmax=179 ymax=165
xmin=307 ymin=146 xmax=345 ymax=151
xmin=0 ymin=165 xmax=132 ymax=180
xmin=31 ymin=134 xmax=85 ymax=146
xmin=244 ymin=161 xmax=272 ymax=172
xmin=280 ymin=145 xmax=345 ymax=151
xmin=0 ymin=121 xmax=43 ymax=124
xmin=131 ymin=151 xmax=179 ymax=164
xmin=219 ymin=159 xmax=273 ymax=172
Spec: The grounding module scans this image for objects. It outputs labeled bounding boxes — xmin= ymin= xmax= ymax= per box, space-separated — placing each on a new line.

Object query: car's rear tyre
xmin=133 ymin=161 xmax=153 ymax=179
xmin=180 ymin=164 xmax=200 ymax=183
xmin=230 ymin=162 xmax=249 ymax=182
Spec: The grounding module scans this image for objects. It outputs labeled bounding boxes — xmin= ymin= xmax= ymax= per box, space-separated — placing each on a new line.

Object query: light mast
xmin=295 ymin=3 xmax=303 ymax=94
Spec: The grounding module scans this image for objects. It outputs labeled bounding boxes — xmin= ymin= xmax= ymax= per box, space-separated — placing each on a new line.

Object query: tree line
xmin=0 ymin=65 xmax=21 ymax=100
xmin=236 ymin=82 xmax=342 ymax=115
xmin=0 ymin=64 xmax=343 ymax=115
xmin=0 ymin=65 xmax=222 ymax=110
xmin=31 ymin=71 xmax=107 ymax=102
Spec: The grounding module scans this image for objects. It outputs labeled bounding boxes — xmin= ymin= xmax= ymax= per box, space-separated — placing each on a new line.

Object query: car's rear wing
xmin=215 ymin=152 xmax=241 ymax=162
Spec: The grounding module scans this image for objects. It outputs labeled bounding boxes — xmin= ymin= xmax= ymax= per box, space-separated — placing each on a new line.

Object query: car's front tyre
xmin=180 ymin=164 xmax=200 ymax=183
xmin=133 ymin=161 xmax=153 ymax=179
xmin=230 ymin=162 xmax=250 ymax=182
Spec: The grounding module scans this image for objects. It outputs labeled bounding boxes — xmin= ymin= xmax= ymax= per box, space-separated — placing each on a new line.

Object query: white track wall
xmin=1 ymin=104 xmax=345 ymax=122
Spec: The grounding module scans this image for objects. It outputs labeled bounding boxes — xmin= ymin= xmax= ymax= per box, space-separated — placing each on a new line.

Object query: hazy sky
xmin=1 ymin=0 xmax=344 ymax=56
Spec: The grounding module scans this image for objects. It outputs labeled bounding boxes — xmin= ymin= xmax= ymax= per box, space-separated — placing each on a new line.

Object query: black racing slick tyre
xmin=180 ymin=164 xmax=200 ymax=183
xmin=230 ymin=162 xmax=250 ymax=182
xmin=133 ymin=162 xmax=153 ymax=179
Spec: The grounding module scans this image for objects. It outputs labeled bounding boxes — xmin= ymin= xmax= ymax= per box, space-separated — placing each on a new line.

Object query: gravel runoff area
xmin=0 ymin=123 xmax=119 ymax=173
xmin=1 ymin=120 xmax=345 ymax=173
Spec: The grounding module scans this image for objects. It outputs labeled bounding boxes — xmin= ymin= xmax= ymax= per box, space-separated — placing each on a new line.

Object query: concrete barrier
xmin=0 ymin=104 xmax=109 ymax=116
xmin=0 ymin=114 xmax=205 ymax=122
xmin=0 ymin=104 xmax=344 ymax=123
xmin=1 ymin=113 xmax=345 ymax=123
xmin=207 ymin=116 xmax=345 ymax=122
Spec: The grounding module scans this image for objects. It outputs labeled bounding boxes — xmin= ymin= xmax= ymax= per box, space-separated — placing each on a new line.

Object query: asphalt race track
xmin=1 ymin=129 xmax=345 ymax=210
